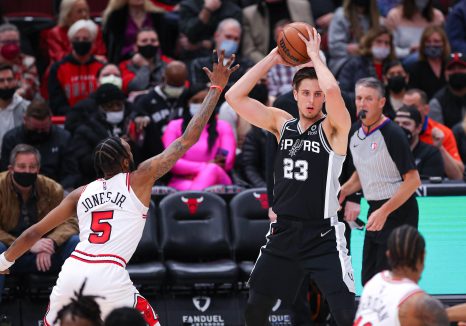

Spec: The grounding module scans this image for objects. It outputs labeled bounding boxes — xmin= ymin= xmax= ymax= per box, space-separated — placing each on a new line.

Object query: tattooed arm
xmin=131 ymin=51 xmax=240 ymax=205
xmin=398 ymin=292 xmax=449 ymax=326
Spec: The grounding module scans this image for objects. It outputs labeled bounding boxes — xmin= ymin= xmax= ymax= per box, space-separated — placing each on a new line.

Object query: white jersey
xmin=354 ymin=271 xmax=424 ymax=326
xmin=74 ymin=173 xmax=148 ymax=265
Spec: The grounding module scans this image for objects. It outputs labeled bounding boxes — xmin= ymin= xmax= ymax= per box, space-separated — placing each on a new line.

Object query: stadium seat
xmin=127 ymin=201 xmax=166 ymax=289
xmin=229 ymin=188 xmax=270 ymax=281
xmin=159 ymin=191 xmax=238 ymax=287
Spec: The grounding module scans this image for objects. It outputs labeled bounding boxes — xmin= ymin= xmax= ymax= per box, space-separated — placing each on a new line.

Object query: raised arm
xmin=225 ymin=49 xmax=292 ymax=138
xmin=0 ymin=187 xmax=83 ymax=273
xmin=131 ymin=51 xmax=239 ymax=203
xmin=299 ymin=27 xmax=351 ymax=154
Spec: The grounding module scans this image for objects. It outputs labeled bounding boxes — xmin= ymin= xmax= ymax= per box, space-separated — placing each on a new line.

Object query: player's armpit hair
xmin=414 ymin=295 xmax=449 ymax=326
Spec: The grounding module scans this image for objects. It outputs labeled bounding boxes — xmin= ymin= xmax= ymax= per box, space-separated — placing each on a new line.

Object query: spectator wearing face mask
xmin=70 ymin=84 xmax=133 ymax=183
xmin=189 ymin=18 xmax=252 ymax=95
xmin=403 ymin=88 xmax=465 ymax=180
xmin=178 ymin=0 xmax=242 ymax=58
xmin=132 ymin=61 xmax=188 ymax=166
xmin=394 ymin=105 xmax=444 ymax=178
xmin=407 ymin=26 xmax=450 ymax=99
xmin=65 ymin=63 xmax=126 ymax=134
xmin=382 ymin=60 xmax=410 ymax=115
xmin=0 ymin=23 xmax=40 ymax=101
xmin=48 ymin=19 xmax=105 ymax=116
xmin=429 ymin=53 xmax=466 ymax=128
xmin=120 ymin=27 xmax=172 ymax=95
xmin=0 ymin=144 xmax=79 ymax=305
xmin=162 ymin=84 xmax=236 ymax=190
xmin=0 ymin=100 xmax=81 ymax=190
xmin=0 ymin=64 xmax=30 ymax=158
xmin=338 ymin=26 xmax=396 ymax=96
xmin=385 ymin=0 xmax=444 ymax=63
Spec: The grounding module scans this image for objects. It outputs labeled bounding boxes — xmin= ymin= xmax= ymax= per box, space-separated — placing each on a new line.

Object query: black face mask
xmin=0 ymin=87 xmax=16 ymax=101
xmin=13 ymin=172 xmax=37 ymax=187
xmin=72 ymin=41 xmax=92 ymax=57
xmin=401 ymin=126 xmax=413 ymax=143
xmin=138 ymin=45 xmax=158 ymax=59
xmin=25 ymin=129 xmax=50 ymax=144
xmin=387 ymin=76 xmax=407 ymax=93
xmin=448 ymin=73 xmax=466 ymax=91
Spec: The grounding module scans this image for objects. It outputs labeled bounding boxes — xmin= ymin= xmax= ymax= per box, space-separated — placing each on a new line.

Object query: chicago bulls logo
xmin=181 ymin=196 xmax=204 ymax=214
xmin=253 ymin=192 xmax=269 ymax=209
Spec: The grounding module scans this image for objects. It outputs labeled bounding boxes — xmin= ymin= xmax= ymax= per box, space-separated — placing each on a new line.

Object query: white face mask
xmin=106 ymin=110 xmax=124 ymax=124
xmin=189 ymin=103 xmax=202 ymax=116
xmin=99 ymin=75 xmax=123 ymax=89
xmin=164 ymin=85 xmax=184 ymax=98
xmin=371 ymin=46 xmax=390 ymax=60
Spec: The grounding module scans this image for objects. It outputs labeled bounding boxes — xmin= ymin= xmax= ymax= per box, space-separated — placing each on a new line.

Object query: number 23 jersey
xmin=75 ymin=173 xmax=149 ymax=264
xmin=273 ymin=118 xmax=345 ymax=222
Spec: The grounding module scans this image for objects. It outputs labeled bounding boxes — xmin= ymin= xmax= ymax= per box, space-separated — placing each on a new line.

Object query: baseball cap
xmin=95 ymin=84 xmax=126 ymax=106
xmin=396 ymin=105 xmax=422 ymax=125
xmin=446 ymin=52 xmax=466 ymax=70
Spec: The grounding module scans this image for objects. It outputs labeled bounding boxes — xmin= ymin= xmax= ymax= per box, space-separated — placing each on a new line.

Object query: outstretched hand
xmin=298 ymin=26 xmax=321 ymax=61
xmin=203 ymin=50 xmax=240 ymax=89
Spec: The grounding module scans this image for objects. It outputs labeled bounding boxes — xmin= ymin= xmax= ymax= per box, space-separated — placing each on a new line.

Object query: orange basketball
xmin=277 ymin=22 xmax=313 ymax=66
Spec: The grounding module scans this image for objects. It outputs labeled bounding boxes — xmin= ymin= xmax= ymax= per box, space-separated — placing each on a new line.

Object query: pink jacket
xmin=162 ymin=118 xmax=236 ymax=175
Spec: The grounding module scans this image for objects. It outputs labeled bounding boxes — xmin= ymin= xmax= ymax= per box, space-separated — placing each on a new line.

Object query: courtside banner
xmin=165 ymin=294 xmax=241 ymax=325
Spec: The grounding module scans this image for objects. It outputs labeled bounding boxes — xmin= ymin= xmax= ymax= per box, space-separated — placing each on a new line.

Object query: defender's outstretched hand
xmin=203 ymin=50 xmax=240 ymax=89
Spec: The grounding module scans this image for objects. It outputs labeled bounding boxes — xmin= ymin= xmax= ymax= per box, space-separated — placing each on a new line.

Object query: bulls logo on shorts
xmin=134 ymin=294 xmax=160 ymax=326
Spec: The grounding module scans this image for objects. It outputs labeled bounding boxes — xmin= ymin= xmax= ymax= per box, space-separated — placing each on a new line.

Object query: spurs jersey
xmin=273 ymin=117 xmax=345 ymax=223
xmin=354 ymin=271 xmax=424 ymax=326
xmin=75 ymin=173 xmax=148 ymax=265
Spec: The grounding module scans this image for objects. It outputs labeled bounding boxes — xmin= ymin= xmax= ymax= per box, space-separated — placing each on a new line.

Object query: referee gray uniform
xmin=349 ymin=118 xmax=419 ymax=285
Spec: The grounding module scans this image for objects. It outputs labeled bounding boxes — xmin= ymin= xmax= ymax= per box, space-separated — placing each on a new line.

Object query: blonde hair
xmin=102 ymin=0 xmax=164 ymax=26
xmin=419 ymin=26 xmax=451 ymax=62
xmin=58 ymin=0 xmax=89 ymax=27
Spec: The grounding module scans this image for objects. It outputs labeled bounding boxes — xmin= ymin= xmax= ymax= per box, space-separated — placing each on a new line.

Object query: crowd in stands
xmin=0 ymin=0 xmax=464 ymax=192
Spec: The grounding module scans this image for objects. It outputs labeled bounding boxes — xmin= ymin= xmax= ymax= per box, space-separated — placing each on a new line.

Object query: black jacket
xmin=0 ymin=125 xmax=81 ymax=189
xmin=103 ymin=5 xmax=176 ymax=63
xmin=133 ymin=86 xmax=186 ymax=162
xmin=179 ymin=0 xmax=242 ymax=43
xmin=70 ymin=111 xmax=132 ymax=183
xmin=241 ymin=126 xmax=267 ymax=188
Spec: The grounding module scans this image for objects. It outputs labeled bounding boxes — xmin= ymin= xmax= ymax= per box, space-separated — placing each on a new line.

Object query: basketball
xmin=277 ymin=22 xmax=313 ymax=66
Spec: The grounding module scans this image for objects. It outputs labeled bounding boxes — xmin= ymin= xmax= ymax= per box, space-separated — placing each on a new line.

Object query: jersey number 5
xmin=89 ymin=211 xmax=114 ymax=244
xmin=283 ymin=158 xmax=308 ymax=181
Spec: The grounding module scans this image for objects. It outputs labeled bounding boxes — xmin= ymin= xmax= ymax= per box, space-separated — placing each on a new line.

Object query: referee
xmin=339 ymin=77 xmax=421 ymax=285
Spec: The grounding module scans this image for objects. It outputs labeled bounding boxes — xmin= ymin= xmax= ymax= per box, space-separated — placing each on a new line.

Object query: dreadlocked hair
xmin=93 ymin=136 xmax=130 ymax=178
xmin=387 ymin=225 xmax=425 ymax=272
xmin=54 ymin=279 xmax=103 ymax=325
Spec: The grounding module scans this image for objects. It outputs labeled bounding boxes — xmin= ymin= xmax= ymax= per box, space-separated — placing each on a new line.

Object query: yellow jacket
xmin=0 ymin=171 xmax=78 ymax=246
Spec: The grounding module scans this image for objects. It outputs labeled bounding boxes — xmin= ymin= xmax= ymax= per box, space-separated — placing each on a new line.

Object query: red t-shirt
xmin=420 ymin=117 xmax=462 ymax=162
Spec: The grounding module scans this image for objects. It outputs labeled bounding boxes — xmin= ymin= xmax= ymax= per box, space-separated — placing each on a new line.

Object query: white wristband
xmin=0 ymin=252 xmax=14 ymax=271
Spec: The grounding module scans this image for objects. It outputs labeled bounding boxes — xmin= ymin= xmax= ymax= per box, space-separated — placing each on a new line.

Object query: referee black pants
xmin=361 ymin=196 xmax=418 ymax=285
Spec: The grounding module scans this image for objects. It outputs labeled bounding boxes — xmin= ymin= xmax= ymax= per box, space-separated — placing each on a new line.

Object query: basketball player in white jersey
xmin=355 ymin=225 xmax=449 ymax=326
xmin=0 ymin=51 xmax=239 ymax=325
